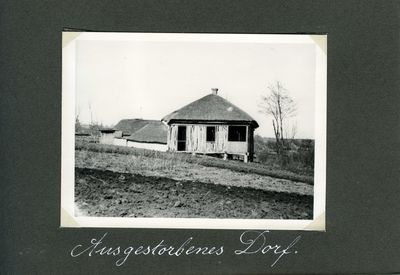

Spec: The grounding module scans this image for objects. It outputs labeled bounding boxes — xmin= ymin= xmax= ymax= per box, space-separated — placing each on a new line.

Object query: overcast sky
xmin=75 ymin=34 xmax=316 ymax=138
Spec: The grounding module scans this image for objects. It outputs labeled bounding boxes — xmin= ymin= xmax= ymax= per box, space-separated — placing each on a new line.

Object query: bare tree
xmin=259 ymin=81 xmax=297 ymax=154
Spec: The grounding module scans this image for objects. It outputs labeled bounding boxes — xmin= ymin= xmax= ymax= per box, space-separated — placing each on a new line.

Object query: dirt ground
xmin=75 ymin=168 xmax=313 ymax=219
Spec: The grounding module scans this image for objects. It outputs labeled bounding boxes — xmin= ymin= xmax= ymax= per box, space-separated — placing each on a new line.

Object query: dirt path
xmin=75 ymin=168 xmax=313 ymax=219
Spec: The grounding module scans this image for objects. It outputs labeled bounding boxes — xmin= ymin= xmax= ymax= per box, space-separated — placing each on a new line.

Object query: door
xmin=177 ymin=126 xmax=187 ymax=151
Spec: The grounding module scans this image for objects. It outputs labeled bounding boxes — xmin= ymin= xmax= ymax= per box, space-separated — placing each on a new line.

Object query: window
xmin=206 ymin=126 xmax=216 ymax=142
xmin=228 ymin=126 xmax=247 ymax=142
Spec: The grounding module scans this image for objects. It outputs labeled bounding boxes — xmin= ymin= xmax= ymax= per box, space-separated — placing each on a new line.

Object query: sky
xmin=74 ymin=35 xmax=316 ymax=138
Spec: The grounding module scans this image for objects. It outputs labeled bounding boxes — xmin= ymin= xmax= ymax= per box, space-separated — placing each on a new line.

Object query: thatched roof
xmin=113 ymin=119 xmax=155 ymax=136
xmin=126 ymin=121 xmax=168 ymax=144
xmin=162 ymin=94 xmax=259 ymax=128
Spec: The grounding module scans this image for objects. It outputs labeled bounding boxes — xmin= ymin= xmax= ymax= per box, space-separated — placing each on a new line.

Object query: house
xmin=161 ymin=88 xmax=259 ymax=162
xmin=99 ymin=119 xmax=168 ymax=151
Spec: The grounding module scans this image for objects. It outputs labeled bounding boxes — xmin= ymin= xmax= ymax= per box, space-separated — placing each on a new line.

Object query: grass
xmin=75 ymin=140 xmax=314 ymax=184
xmin=75 ymin=150 xmax=313 ymax=196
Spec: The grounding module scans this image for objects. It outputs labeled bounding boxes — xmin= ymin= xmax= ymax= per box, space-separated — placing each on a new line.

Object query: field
xmin=75 ymin=140 xmax=314 ymax=219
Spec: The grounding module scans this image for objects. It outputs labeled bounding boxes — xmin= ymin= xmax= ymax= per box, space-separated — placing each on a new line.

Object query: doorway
xmin=177 ymin=126 xmax=187 ymax=151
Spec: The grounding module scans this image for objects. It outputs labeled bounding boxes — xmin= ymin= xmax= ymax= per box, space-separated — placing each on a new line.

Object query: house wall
xmin=99 ymin=132 xmax=115 ymax=145
xmin=127 ymin=140 xmax=168 ymax=151
xmin=187 ymin=124 xmax=228 ymax=153
xmin=226 ymin=141 xmax=248 ymax=153
xmin=167 ymin=126 xmax=178 ymax=151
xmin=113 ymin=138 xmax=127 ymax=146
xmin=114 ymin=130 xmax=123 ymax=138
xmin=167 ymin=124 xmax=253 ymax=155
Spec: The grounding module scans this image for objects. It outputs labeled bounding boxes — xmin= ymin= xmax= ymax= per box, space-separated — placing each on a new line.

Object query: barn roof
xmin=162 ymin=93 xmax=259 ymax=128
xmin=113 ymin=119 xmax=156 ymax=136
xmin=126 ymin=121 xmax=168 ymax=144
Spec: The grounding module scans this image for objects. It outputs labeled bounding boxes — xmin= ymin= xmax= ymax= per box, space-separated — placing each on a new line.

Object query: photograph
xmin=61 ymin=32 xmax=326 ymax=230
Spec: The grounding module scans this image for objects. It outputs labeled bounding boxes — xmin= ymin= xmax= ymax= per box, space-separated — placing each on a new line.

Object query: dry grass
xmin=75 ymin=150 xmax=313 ymax=196
xmin=76 ymin=140 xmax=314 ymax=184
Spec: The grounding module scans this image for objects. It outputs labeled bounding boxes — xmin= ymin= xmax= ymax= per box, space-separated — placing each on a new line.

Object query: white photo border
xmin=61 ymin=32 xmax=326 ymax=231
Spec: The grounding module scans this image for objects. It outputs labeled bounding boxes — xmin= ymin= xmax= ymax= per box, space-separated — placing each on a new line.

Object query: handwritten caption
xmin=71 ymin=230 xmax=301 ymax=267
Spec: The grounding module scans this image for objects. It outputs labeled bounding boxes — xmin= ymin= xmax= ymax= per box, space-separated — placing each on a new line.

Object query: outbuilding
xmin=99 ymin=119 xmax=168 ymax=151
xmin=99 ymin=119 xmax=154 ymax=145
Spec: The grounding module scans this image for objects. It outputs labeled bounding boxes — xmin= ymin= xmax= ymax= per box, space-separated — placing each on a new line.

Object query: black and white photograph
xmin=61 ymin=32 xmax=326 ymax=230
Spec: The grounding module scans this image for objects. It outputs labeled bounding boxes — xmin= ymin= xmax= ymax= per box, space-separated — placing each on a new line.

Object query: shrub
xmin=257 ymin=150 xmax=270 ymax=163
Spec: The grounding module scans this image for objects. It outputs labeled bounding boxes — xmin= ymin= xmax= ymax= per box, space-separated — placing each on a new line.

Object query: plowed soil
xmin=75 ymin=168 xmax=313 ymax=219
